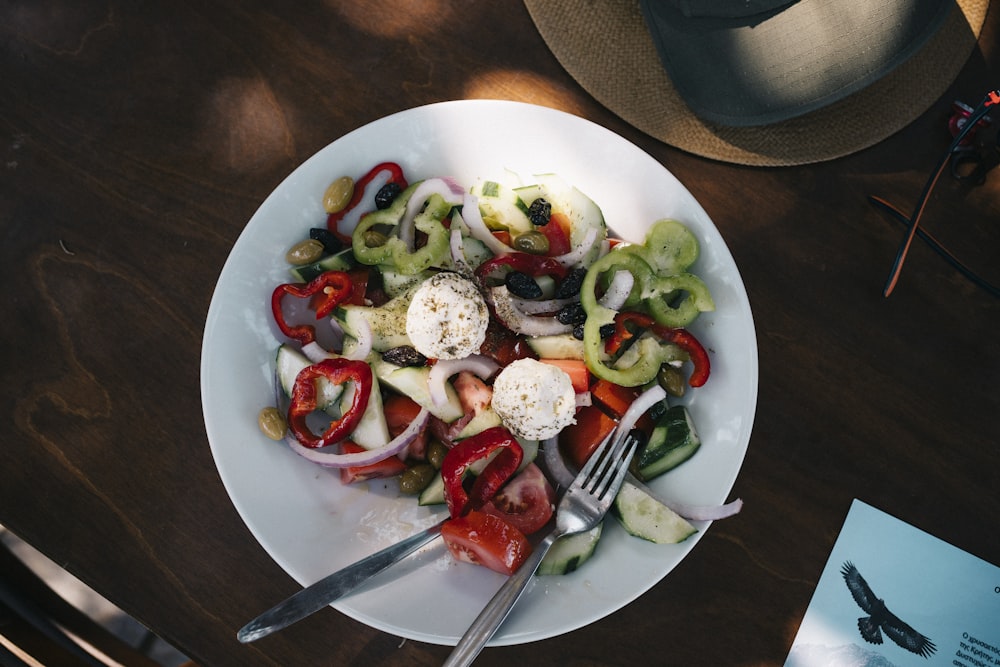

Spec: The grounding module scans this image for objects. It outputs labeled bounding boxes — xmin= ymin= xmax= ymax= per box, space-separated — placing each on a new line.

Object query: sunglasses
xmin=871 ymin=88 xmax=1000 ymax=298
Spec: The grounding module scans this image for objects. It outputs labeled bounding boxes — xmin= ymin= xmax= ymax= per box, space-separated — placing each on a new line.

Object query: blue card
xmin=786 ymin=499 xmax=1000 ymax=667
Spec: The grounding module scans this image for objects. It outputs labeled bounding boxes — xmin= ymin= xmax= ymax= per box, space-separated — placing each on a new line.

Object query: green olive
xmin=657 ymin=364 xmax=686 ymax=398
xmin=398 ymin=463 xmax=436 ymax=495
xmin=427 ymin=440 xmax=448 ymax=470
xmin=323 ymin=176 xmax=354 ymax=214
xmin=257 ymin=406 xmax=287 ymax=441
xmin=363 ymin=229 xmax=389 ymax=248
xmin=285 ymin=238 xmax=325 ymax=265
xmin=512 ymin=230 xmax=550 ymax=255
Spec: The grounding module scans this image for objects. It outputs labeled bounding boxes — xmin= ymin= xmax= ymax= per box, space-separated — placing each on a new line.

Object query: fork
xmin=442 ymin=427 xmax=644 ymax=667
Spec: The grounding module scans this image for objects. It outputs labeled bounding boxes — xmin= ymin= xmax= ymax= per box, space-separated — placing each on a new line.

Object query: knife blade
xmin=237 ymin=518 xmax=446 ymax=643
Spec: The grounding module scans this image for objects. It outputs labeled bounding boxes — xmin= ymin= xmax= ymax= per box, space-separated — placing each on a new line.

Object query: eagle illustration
xmin=841 ymin=561 xmax=936 ymax=658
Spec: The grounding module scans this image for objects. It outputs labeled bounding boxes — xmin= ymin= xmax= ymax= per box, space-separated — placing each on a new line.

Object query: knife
xmin=237 ymin=518 xmax=446 ymax=643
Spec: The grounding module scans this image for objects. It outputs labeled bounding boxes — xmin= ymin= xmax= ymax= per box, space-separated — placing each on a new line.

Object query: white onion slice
xmin=301 ymin=341 xmax=335 ymax=364
xmin=284 ymin=407 xmax=430 ymax=468
xmin=666 ymin=497 xmax=744 ymax=521
xmin=462 ymin=193 xmax=516 ymax=256
xmin=552 ymin=227 xmax=599 ymax=267
xmin=618 ymin=385 xmax=667 ymax=435
xmin=598 ymin=270 xmax=635 ymax=311
xmin=488 ymin=286 xmax=573 ymax=336
xmin=510 ymin=295 xmax=577 ymax=315
xmin=625 ymin=474 xmax=743 ymax=521
xmin=542 ymin=436 xmax=575 ymax=489
xmin=427 ymin=355 xmax=499 ymax=406
xmin=399 ymin=178 xmax=465 ymax=250
xmin=343 ymin=317 xmax=373 ymax=361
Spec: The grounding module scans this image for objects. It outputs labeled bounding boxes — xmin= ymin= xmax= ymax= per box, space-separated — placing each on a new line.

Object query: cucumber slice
xmin=613 ymin=481 xmax=697 ymax=544
xmin=637 ymin=405 xmax=701 ymax=481
xmin=418 ymin=471 xmax=445 ymax=506
xmin=379 ymin=268 xmax=434 ymax=299
xmin=380 ymin=365 xmax=464 ymax=423
xmin=537 ymin=524 xmax=603 ymax=575
xmin=341 ymin=373 xmax=390 ymax=450
xmin=455 ymin=406 xmax=503 ymax=440
xmin=526 ymin=333 xmax=585 ymax=361
xmin=274 ymin=345 xmax=342 ymax=413
xmin=290 ymin=247 xmax=357 ymax=282
xmin=472 ymin=180 xmax=533 ymax=234
xmin=335 ymin=287 xmax=415 ymax=351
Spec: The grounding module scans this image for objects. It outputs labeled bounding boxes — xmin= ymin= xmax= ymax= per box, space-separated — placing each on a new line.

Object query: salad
xmin=259 ymin=161 xmax=738 ymax=577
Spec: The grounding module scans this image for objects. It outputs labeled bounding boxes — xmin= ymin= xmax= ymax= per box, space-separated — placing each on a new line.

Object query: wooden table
xmin=3 ymin=2 xmax=998 ymax=665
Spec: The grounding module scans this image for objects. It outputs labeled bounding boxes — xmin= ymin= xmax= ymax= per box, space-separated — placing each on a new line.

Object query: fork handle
xmin=443 ymin=527 xmax=564 ymax=667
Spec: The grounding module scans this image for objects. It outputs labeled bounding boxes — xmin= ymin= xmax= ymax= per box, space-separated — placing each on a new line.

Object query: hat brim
xmin=524 ymin=0 xmax=989 ymax=166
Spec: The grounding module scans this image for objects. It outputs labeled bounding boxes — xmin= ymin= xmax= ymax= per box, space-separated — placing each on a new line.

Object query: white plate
xmin=201 ymin=100 xmax=758 ymax=646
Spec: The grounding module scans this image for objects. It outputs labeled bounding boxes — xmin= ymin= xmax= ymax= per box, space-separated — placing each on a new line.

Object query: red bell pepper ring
xmin=287 ymin=358 xmax=372 ymax=448
xmin=271 ymin=271 xmax=353 ymax=345
xmin=605 ymin=311 xmax=711 ymax=388
xmin=327 ymin=162 xmax=408 ymax=243
xmin=474 ymin=251 xmax=568 ymax=287
xmin=440 ymin=426 xmax=524 ymax=518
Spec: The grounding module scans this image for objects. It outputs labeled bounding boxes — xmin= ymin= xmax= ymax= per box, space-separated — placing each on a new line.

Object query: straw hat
xmin=524 ymin=0 xmax=990 ymax=166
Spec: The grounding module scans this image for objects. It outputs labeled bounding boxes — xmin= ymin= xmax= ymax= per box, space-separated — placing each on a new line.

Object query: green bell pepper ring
xmin=580 ymin=251 xmax=661 ymax=386
xmin=351 ymin=182 xmax=418 ymax=266
xmin=643 ymin=218 xmax=700 ymax=275
xmin=351 ymin=184 xmax=451 ymax=274
xmin=644 ymin=273 xmax=715 ymax=328
xmin=605 ymin=311 xmax=711 ymax=388
xmin=385 ymin=194 xmax=451 ymax=274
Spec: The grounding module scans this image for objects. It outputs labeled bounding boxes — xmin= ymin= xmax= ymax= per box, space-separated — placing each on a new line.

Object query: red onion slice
xmin=427 ymin=355 xmax=499 ymax=406
xmin=284 ymin=407 xmax=430 ymax=468
xmin=399 ymin=178 xmax=465 ymax=250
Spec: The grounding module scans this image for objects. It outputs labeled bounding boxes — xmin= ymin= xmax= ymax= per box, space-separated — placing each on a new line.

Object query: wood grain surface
xmin=2 ymin=2 xmax=998 ymax=665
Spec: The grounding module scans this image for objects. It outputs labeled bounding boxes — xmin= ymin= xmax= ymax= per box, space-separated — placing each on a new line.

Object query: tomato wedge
xmin=481 ymin=463 xmax=555 ymax=535
xmin=383 ymin=394 xmax=428 ymax=460
xmin=559 ymin=404 xmax=617 ymax=470
xmin=339 ymin=441 xmax=407 ymax=484
xmin=540 ymin=211 xmax=572 ymax=256
xmin=440 ymin=510 xmax=532 ymax=575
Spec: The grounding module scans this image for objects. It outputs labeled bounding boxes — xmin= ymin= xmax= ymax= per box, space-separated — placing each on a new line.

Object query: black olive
xmin=374 ymin=182 xmax=402 ymax=210
xmin=528 ymin=198 xmax=551 ymax=226
xmin=556 ymin=302 xmax=586 ymax=325
xmin=382 ymin=345 xmax=428 ymax=367
xmin=555 ymin=267 xmax=587 ymax=299
xmin=576 ymin=322 xmax=614 ymax=340
xmin=505 ymin=270 xmax=542 ymax=299
xmin=309 ymin=227 xmax=344 ymax=254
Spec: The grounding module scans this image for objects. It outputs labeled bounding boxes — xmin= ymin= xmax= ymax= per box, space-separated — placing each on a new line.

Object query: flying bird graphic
xmin=841 ymin=561 xmax=936 ymax=658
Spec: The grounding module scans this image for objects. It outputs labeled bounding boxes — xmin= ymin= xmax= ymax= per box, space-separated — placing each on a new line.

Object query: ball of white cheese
xmin=405 ymin=272 xmax=488 ymax=360
xmin=491 ymin=358 xmax=577 ymax=440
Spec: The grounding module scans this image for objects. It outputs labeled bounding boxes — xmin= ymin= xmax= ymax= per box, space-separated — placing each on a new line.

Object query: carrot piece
xmin=539 ymin=358 xmax=590 ymax=394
